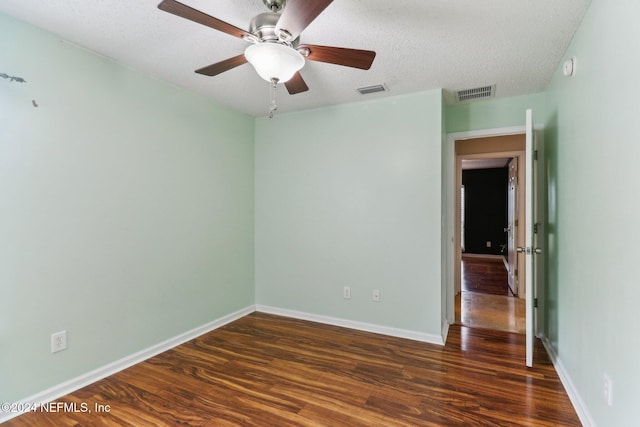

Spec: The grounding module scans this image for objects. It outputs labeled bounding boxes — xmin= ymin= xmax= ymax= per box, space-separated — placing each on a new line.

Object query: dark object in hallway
xmin=462 ymin=167 xmax=509 ymax=255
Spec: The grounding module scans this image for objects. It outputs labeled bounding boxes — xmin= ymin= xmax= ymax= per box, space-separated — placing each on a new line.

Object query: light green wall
xmin=543 ymin=0 xmax=640 ymax=424
xmin=255 ymin=91 xmax=443 ymax=335
xmin=0 ymin=13 xmax=255 ymax=403
xmin=6 ymin=0 xmax=638 ymax=423
xmin=446 ymin=92 xmax=546 ymax=133
xmin=445 ymin=0 xmax=639 ymax=424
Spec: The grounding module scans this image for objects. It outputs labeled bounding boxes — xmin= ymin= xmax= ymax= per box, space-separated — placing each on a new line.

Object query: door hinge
xmin=534 ymin=298 xmax=538 ymax=308
xmin=534 ymin=223 xmax=539 ymax=234
xmin=533 ymin=150 xmax=539 ymax=161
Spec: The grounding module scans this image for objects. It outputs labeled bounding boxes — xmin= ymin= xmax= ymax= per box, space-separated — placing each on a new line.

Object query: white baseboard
xmin=0 ymin=305 xmax=255 ymax=424
xmin=541 ymin=336 xmax=596 ymax=427
xmin=256 ymin=305 xmax=445 ymax=346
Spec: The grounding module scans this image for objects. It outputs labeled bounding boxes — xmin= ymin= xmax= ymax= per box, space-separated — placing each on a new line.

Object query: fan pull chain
xmin=269 ymin=78 xmax=279 ymax=119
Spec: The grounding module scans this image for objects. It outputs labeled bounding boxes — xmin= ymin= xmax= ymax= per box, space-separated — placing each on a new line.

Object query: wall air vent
xmin=456 ymin=85 xmax=495 ymax=102
xmin=356 ymin=84 xmax=388 ymax=95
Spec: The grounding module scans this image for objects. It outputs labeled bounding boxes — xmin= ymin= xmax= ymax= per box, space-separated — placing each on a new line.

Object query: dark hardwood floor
xmin=461 ymin=257 xmax=513 ymax=296
xmin=6 ymin=312 xmax=580 ymax=426
xmin=459 ymin=257 xmax=525 ymax=333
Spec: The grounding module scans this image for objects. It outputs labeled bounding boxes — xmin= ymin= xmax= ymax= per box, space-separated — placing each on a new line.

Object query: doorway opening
xmin=453 ymin=134 xmax=526 ymax=333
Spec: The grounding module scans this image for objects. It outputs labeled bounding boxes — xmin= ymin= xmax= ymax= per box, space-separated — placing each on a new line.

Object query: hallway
xmin=456 ymin=257 xmax=525 ymax=333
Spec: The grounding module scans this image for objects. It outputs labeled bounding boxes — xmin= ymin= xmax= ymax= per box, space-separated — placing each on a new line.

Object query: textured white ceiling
xmin=0 ymin=0 xmax=591 ymax=117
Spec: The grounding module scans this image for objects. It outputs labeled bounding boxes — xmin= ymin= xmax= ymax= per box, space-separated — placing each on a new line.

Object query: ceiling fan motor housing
xmin=249 ymin=12 xmax=299 ymax=47
xmin=249 ymin=13 xmax=280 ymax=42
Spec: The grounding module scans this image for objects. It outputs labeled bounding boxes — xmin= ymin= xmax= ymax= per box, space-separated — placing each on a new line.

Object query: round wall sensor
xmin=563 ymin=57 xmax=576 ymax=77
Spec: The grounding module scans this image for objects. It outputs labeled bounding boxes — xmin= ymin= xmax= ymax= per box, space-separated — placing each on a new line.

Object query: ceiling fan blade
xmin=299 ymin=44 xmax=376 ymax=70
xmin=158 ymin=0 xmax=250 ymax=40
xmin=275 ymin=0 xmax=333 ymax=41
xmin=195 ymin=54 xmax=247 ymax=77
xmin=284 ymin=72 xmax=309 ymax=95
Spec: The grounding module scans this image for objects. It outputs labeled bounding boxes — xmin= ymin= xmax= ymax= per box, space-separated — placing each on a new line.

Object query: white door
xmin=520 ymin=109 xmax=539 ymax=367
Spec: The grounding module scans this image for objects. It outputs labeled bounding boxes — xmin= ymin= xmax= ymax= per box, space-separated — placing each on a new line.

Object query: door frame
xmin=456 ymin=149 xmax=526 ymax=299
xmin=506 ymin=157 xmax=520 ymax=296
xmin=444 ymin=125 xmax=544 ymax=333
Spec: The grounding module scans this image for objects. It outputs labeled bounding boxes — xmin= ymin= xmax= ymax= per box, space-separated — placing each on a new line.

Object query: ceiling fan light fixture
xmin=245 ymin=42 xmax=305 ymax=83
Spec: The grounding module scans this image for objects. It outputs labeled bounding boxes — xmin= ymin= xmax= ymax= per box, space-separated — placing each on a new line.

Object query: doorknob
xmin=516 ymin=247 xmax=543 ymax=254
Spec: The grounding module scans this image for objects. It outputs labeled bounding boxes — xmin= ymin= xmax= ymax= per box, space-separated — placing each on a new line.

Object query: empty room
xmin=1 ymin=0 xmax=638 ymax=426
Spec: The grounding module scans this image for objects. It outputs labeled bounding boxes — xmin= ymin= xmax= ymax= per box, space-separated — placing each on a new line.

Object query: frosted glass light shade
xmin=245 ymin=43 xmax=305 ymax=83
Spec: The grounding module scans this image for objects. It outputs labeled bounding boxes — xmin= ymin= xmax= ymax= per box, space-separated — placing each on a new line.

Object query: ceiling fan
xmin=157 ymin=0 xmax=376 ymax=96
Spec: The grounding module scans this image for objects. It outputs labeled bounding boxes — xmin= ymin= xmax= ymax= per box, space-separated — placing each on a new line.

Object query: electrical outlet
xmin=343 ymin=286 xmax=351 ymax=300
xmin=603 ymin=373 xmax=613 ymax=406
xmin=486 ymin=241 xmax=492 ymax=248
xmin=373 ymin=289 xmax=380 ymax=302
xmin=51 ymin=330 xmax=67 ymax=353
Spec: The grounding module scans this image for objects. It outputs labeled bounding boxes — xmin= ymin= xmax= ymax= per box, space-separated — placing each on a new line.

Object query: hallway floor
xmin=456 ymin=257 xmax=525 ymax=333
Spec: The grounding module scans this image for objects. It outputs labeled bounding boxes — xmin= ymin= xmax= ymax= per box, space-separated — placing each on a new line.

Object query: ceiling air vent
xmin=357 ymin=84 xmax=388 ymax=95
xmin=456 ymin=85 xmax=495 ymax=102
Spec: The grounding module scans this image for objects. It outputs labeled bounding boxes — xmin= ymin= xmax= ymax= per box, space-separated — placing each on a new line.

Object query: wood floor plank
xmin=462 ymin=258 xmax=512 ymax=296
xmin=5 ymin=312 xmax=580 ymax=426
